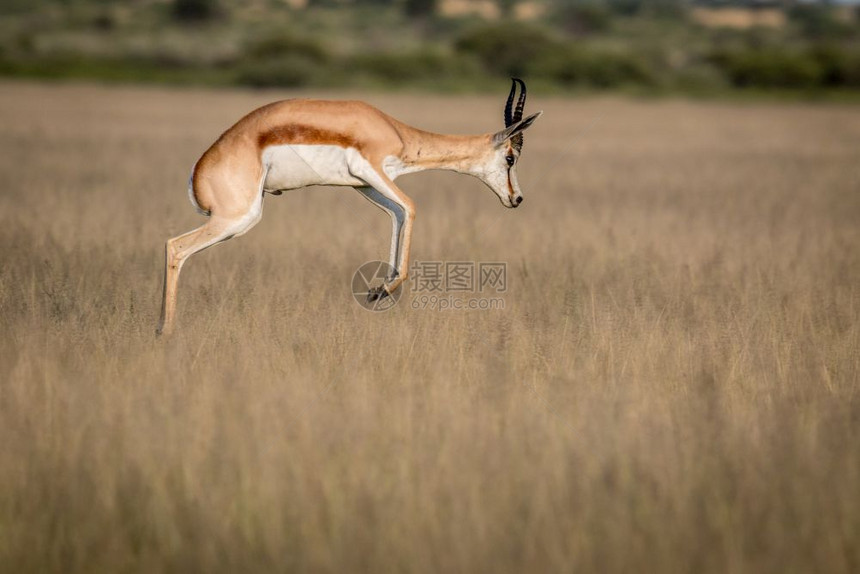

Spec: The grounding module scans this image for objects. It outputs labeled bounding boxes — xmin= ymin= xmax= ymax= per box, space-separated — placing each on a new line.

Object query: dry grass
xmin=1 ymin=81 xmax=859 ymax=573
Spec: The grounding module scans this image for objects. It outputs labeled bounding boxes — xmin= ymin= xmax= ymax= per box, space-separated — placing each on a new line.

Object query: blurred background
xmin=3 ymin=3 xmax=860 ymax=573
xmin=2 ymin=0 xmax=860 ymax=96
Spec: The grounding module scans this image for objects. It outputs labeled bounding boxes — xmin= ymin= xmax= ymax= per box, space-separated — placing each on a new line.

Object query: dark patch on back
xmin=258 ymin=124 xmax=361 ymax=150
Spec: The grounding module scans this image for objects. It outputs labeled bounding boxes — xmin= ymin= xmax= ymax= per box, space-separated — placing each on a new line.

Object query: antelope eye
xmin=505 ymin=155 xmax=515 ymax=167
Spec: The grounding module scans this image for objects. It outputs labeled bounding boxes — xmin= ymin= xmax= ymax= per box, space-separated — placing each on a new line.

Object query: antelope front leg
xmin=352 ymin=168 xmax=415 ymax=303
xmin=354 ymin=185 xmax=403 ymax=274
xmin=368 ymin=209 xmax=413 ymax=304
xmin=365 ymin=200 xmax=413 ymax=303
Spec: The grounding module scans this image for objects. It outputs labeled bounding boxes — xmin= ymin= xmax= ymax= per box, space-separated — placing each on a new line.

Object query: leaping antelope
xmin=157 ymin=79 xmax=541 ymax=335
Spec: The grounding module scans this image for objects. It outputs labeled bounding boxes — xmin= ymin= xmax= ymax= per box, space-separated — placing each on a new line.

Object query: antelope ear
xmin=492 ymin=111 xmax=543 ymax=147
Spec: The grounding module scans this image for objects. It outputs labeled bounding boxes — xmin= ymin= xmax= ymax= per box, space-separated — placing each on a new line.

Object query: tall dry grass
xmin=1 ymin=82 xmax=859 ymax=573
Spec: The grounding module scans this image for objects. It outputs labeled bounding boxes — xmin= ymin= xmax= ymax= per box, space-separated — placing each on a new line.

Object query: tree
xmin=172 ymin=0 xmax=219 ymax=23
xmin=455 ymin=22 xmax=560 ymax=77
xmin=554 ymin=0 xmax=612 ymax=36
xmin=404 ymin=0 xmax=437 ymax=18
xmin=498 ymin=0 xmax=519 ymax=18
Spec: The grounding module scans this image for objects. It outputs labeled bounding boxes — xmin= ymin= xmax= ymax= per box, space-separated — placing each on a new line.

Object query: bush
xmin=244 ymin=35 xmax=329 ymax=63
xmin=535 ymin=47 xmax=654 ymax=88
xmin=710 ymin=49 xmax=823 ymax=89
xmin=673 ymin=64 xmax=729 ymax=93
xmin=404 ymin=0 xmax=437 ymax=18
xmin=351 ymin=50 xmax=477 ymax=84
xmin=554 ymin=1 xmax=613 ymax=36
xmin=639 ymin=0 xmax=687 ymax=20
xmin=789 ymin=4 xmax=847 ymax=40
xmin=237 ymin=35 xmax=330 ymax=88
xmin=455 ymin=23 xmax=562 ymax=77
xmin=171 ymin=0 xmax=220 ymax=23
xmin=811 ymin=45 xmax=860 ymax=88
xmin=235 ymin=55 xmax=321 ymax=88
xmin=608 ymin=0 xmax=644 ymax=17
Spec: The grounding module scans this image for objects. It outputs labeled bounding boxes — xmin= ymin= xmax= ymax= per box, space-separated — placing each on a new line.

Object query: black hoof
xmin=366 ymin=286 xmax=389 ymax=303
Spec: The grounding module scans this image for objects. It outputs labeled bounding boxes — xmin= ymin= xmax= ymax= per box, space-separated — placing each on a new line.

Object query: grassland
xmin=0 ymin=81 xmax=859 ymax=573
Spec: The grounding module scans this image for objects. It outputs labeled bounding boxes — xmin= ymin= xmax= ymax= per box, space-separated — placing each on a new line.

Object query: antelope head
xmin=479 ymin=78 xmax=542 ymax=208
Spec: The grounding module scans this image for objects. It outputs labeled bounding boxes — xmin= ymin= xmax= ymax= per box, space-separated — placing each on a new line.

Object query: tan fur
xmin=157 ymin=99 xmax=535 ymax=336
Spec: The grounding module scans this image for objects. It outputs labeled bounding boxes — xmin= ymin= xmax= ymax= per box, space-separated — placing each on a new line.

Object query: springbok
xmin=157 ymin=79 xmax=541 ymax=335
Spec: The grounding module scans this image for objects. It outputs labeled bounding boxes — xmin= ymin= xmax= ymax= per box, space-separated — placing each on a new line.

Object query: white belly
xmin=262 ymin=144 xmax=367 ymax=191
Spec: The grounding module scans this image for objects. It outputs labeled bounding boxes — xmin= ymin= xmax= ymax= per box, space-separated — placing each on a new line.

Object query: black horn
xmin=504 ymin=79 xmax=517 ymax=127
xmin=505 ymin=78 xmax=527 ymax=151
xmin=504 ymin=78 xmax=527 ymax=127
xmin=512 ymin=78 xmax=526 ymax=123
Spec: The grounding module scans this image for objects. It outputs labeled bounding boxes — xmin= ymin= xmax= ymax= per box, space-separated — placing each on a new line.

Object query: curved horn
xmin=512 ymin=77 xmax=527 ymax=123
xmin=504 ymin=78 xmax=517 ymax=127
xmin=511 ymin=78 xmax=527 ymax=152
